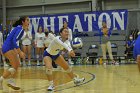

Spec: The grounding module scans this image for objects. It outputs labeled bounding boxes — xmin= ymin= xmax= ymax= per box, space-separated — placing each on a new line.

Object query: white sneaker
xmin=7 ymin=79 xmax=20 ymax=90
xmin=74 ymin=77 xmax=85 ymax=85
xmin=47 ymin=85 xmax=54 ymax=91
xmin=0 ymin=80 xmax=3 ymax=90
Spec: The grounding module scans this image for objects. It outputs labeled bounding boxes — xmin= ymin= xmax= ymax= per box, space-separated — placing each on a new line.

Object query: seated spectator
xmin=125 ymin=35 xmax=135 ymax=58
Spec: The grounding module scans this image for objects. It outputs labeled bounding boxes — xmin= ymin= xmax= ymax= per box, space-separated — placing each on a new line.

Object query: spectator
xmin=21 ymin=28 xmax=32 ymax=66
xmin=99 ymin=22 xmax=118 ymax=65
xmin=34 ymin=26 xmax=45 ymax=66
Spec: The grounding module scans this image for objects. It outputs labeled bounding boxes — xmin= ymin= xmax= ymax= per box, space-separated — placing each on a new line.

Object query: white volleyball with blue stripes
xmin=72 ymin=37 xmax=83 ymax=48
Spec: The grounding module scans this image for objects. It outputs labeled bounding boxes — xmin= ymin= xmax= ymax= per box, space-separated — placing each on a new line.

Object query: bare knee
xmin=46 ymin=68 xmax=53 ymax=75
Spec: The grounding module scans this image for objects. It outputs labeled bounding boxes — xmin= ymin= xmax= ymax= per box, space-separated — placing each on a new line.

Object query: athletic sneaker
xmin=73 ymin=77 xmax=85 ymax=85
xmin=47 ymin=85 xmax=54 ymax=91
xmin=7 ymin=79 xmax=20 ymax=90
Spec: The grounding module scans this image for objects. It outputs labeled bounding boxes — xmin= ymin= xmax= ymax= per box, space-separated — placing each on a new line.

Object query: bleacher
xmin=72 ymin=30 xmax=127 ymax=64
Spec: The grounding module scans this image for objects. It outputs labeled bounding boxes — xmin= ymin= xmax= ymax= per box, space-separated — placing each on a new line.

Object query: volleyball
xmin=72 ymin=37 xmax=83 ymax=48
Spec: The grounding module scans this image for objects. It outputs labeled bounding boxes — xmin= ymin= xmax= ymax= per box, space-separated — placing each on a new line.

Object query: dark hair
xmin=63 ymin=21 xmax=68 ymax=28
xmin=37 ymin=25 xmax=44 ymax=32
xmin=59 ymin=27 xmax=66 ymax=34
xmin=45 ymin=31 xmax=49 ymax=36
xmin=12 ymin=16 xmax=28 ymax=27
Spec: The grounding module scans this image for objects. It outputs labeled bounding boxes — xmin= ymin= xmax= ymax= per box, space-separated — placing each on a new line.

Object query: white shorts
xmin=36 ymin=42 xmax=44 ymax=48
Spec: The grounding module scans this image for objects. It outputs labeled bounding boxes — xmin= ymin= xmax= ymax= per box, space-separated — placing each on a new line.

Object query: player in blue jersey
xmin=0 ymin=16 xmax=30 ymax=90
xmin=133 ymin=32 xmax=140 ymax=72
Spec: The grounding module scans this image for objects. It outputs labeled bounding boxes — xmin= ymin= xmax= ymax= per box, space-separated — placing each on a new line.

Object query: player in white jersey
xmin=62 ymin=21 xmax=74 ymax=65
xmin=21 ymin=28 xmax=32 ymax=66
xmin=43 ymin=28 xmax=85 ymax=91
xmin=35 ymin=26 xmax=45 ymax=66
xmin=0 ymin=31 xmax=8 ymax=67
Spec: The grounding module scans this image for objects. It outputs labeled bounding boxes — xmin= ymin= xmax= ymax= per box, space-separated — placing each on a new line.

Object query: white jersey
xmin=44 ymin=33 xmax=55 ymax=47
xmin=68 ymin=28 xmax=73 ymax=41
xmin=46 ymin=36 xmax=72 ymax=55
xmin=21 ymin=30 xmax=32 ymax=45
xmin=0 ymin=32 xmax=3 ymax=48
xmin=35 ymin=32 xmax=45 ymax=48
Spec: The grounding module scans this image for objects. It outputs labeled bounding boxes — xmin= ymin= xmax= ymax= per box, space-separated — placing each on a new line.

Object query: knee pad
xmin=46 ymin=68 xmax=52 ymax=75
xmin=65 ymin=67 xmax=72 ymax=73
xmin=8 ymin=68 xmax=16 ymax=75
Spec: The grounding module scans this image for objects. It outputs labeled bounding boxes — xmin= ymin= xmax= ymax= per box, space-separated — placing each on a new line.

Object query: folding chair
xmin=86 ymin=44 xmax=99 ymax=64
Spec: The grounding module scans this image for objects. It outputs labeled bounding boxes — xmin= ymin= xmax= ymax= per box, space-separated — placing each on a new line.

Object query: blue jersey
xmin=2 ymin=25 xmax=24 ymax=53
xmin=133 ymin=35 xmax=140 ymax=59
xmin=127 ymin=40 xmax=135 ymax=47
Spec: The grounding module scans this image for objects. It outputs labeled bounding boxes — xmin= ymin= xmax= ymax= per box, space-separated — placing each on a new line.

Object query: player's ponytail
xmin=12 ymin=16 xmax=28 ymax=27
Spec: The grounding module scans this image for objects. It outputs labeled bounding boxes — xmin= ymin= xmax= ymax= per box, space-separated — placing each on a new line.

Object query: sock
xmin=28 ymin=60 xmax=31 ymax=65
xmin=36 ymin=55 xmax=39 ymax=64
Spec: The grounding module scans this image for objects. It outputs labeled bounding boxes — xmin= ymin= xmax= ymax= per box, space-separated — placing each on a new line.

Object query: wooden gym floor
xmin=0 ymin=64 xmax=140 ymax=93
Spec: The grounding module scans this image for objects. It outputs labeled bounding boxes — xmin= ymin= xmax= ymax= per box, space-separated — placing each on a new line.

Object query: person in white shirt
xmin=21 ymin=28 xmax=32 ymax=66
xmin=35 ymin=26 xmax=45 ymax=66
xmin=62 ymin=21 xmax=74 ymax=65
xmin=43 ymin=27 xmax=85 ymax=91
xmin=0 ymin=31 xmax=8 ymax=67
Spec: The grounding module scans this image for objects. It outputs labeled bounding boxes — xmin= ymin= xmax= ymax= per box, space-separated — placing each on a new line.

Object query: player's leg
xmin=55 ymin=55 xmax=85 ymax=85
xmin=27 ymin=45 xmax=31 ymax=66
xmin=0 ymin=50 xmax=20 ymax=90
xmin=22 ymin=45 xmax=27 ymax=66
xmin=44 ymin=56 xmax=54 ymax=91
xmin=36 ymin=47 xmax=40 ymax=66
xmin=41 ymin=47 xmax=45 ymax=65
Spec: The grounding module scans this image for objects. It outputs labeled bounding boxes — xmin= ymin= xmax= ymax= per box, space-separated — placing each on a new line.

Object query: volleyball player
xmin=43 ymin=27 xmax=85 ymax=91
xmin=0 ymin=16 xmax=29 ymax=90
xmin=133 ymin=32 xmax=140 ymax=72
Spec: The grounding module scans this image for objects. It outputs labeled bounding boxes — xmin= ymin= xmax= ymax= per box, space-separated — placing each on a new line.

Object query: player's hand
xmin=19 ymin=51 xmax=25 ymax=59
xmin=69 ymin=50 xmax=75 ymax=57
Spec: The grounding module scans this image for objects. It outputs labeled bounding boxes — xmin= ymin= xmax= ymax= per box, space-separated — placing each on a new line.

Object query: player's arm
xmin=55 ymin=38 xmax=75 ymax=57
xmin=69 ymin=29 xmax=73 ymax=41
xmin=29 ymin=32 xmax=32 ymax=40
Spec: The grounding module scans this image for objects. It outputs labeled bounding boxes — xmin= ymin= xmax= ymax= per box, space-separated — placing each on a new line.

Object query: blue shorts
xmin=43 ymin=50 xmax=60 ymax=61
xmin=2 ymin=44 xmax=15 ymax=54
